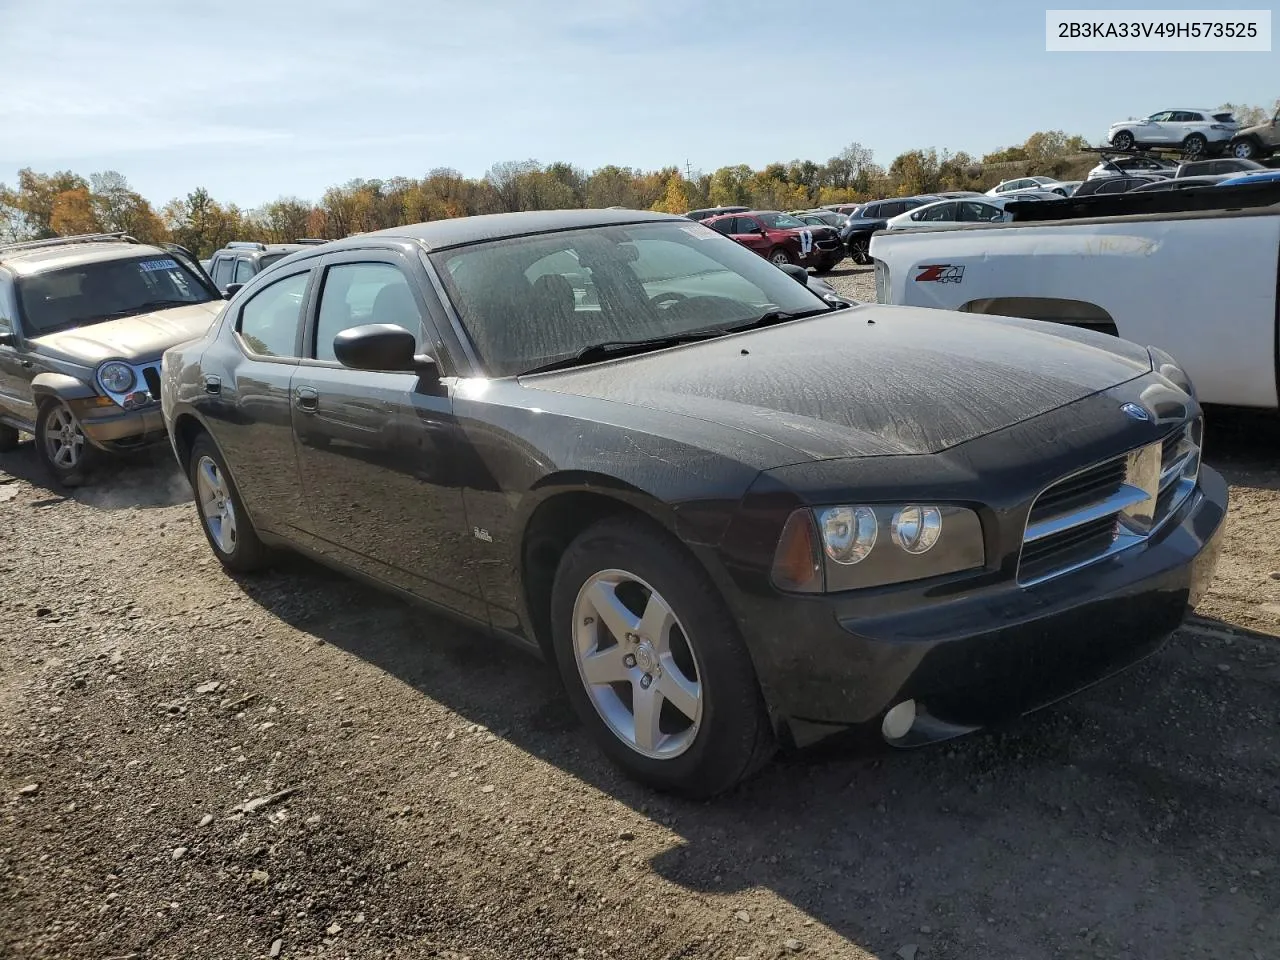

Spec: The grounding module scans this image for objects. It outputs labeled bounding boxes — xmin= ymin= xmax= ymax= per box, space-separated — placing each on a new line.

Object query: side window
xmin=881 ymin=202 xmax=907 ymax=218
xmin=234 ymin=259 xmax=256 ymax=284
xmin=733 ymin=217 xmax=759 ymax=234
xmin=959 ymin=201 xmax=998 ymax=222
xmin=1150 ymin=111 xmax=1174 ymax=122
xmin=708 ymin=218 xmax=733 ymax=235
xmin=920 ymin=202 xmax=956 ymax=222
xmin=237 ymin=271 xmax=310 ymax=358
xmin=211 ymin=257 xmax=234 ymax=287
xmin=314 ymin=262 xmax=421 ymax=362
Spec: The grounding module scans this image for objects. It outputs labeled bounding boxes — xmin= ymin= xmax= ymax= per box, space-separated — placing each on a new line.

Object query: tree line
xmin=2 ymin=100 xmax=1274 ymax=258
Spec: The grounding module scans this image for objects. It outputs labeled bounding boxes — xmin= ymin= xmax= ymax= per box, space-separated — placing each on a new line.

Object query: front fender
xmin=30 ymin=372 xmax=97 ymax=402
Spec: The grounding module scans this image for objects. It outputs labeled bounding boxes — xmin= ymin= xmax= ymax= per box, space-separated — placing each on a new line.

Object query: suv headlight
xmin=98 ymin=361 xmax=135 ymax=394
xmin=771 ymin=503 xmax=986 ymax=593
xmin=1148 ymin=346 xmax=1195 ymax=399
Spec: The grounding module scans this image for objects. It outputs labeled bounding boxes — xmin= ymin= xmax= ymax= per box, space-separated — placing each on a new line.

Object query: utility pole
xmin=685 ymin=159 xmax=693 ymax=180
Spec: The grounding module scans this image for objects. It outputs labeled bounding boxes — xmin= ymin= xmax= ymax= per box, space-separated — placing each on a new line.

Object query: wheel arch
xmin=517 ymin=475 xmax=704 ymax=661
xmin=959 ymin=296 xmax=1119 ymax=336
xmin=30 ymin=372 xmax=97 ymax=404
xmin=169 ymin=410 xmax=214 ymax=471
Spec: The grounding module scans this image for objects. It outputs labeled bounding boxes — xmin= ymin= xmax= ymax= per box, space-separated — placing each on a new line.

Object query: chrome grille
xmin=1017 ymin=418 xmax=1202 ymax=586
xmin=141 ymin=366 xmax=162 ymax=402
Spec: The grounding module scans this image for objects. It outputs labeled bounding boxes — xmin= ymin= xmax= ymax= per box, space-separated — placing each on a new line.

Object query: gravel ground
xmin=822 ymin=263 xmax=876 ymax=304
xmin=2 ymin=341 xmax=1279 ymax=959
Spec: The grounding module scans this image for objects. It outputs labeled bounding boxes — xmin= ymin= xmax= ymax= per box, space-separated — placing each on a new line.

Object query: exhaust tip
xmin=881 ymin=699 xmax=917 ymax=741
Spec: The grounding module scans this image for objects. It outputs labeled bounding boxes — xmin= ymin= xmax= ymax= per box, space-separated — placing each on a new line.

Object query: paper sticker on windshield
xmin=139 ymin=258 xmax=179 ymax=272
xmin=679 ymin=224 xmax=717 ymax=239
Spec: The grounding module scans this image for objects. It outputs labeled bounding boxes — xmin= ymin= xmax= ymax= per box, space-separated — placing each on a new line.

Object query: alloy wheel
xmin=196 ymin=455 xmax=238 ymax=555
xmin=571 ymin=569 xmax=703 ymax=759
xmin=44 ymin=404 xmax=85 ymax=469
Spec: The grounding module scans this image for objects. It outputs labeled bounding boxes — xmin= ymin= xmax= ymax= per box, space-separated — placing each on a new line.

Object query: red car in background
xmin=703 ymin=210 xmax=845 ymax=273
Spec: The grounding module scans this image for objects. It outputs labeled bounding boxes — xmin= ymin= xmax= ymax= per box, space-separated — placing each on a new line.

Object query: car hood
xmin=521 ymin=305 xmax=1153 ymax=462
xmin=31 ymin=302 xmax=224 ymax=365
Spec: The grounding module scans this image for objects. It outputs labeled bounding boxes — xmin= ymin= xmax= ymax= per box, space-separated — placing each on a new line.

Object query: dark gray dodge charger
xmin=160 ymin=209 xmax=1226 ymax=797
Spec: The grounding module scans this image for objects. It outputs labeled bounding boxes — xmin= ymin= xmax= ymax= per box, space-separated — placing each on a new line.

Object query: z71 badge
xmin=914 ymin=264 xmax=965 ymax=283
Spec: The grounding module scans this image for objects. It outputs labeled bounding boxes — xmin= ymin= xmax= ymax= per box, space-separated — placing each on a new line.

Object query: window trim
xmin=303 ymin=255 xmax=424 ymax=368
xmin=232 ymin=267 xmax=316 ymax=363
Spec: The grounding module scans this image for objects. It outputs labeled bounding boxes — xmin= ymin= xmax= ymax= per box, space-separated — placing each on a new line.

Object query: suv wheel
xmin=1111 ymin=130 xmax=1135 ymax=151
xmin=1231 ymin=139 xmax=1258 ymax=160
xmin=36 ymin=399 xmax=96 ymax=487
xmin=550 ymin=516 xmax=774 ymax=798
xmin=768 ymin=247 xmax=794 ymax=267
xmin=0 ymin=423 xmax=19 ymax=452
xmin=849 ymin=239 xmax=871 ymax=265
xmin=188 ymin=434 xmax=271 ymax=573
xmin=1182 ymin=133 xmax=1208 ymax=158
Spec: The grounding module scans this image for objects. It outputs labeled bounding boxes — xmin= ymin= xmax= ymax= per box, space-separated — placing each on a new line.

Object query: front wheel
xmin=188 ymin=433 xmax=271 ymax=573
xmin=1111 ymin=130 xmax=1135 ymax=151
xmin=849 ymin=239 xmax=871 ymax=265
xmin=550 ymin=517 xmax=774 ymax=797
xmin=768 ymin=247 xmax=794 ymax=267
xmin=1231 ymin=139 xmax=1258 ymax=160
xmin=36 ymin=399 xmax=97 ymax=487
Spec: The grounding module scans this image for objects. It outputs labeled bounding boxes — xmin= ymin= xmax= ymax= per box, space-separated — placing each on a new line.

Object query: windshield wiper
xmin=133 ymin=299 xmax=195 ymax=311
xmin=522 ymin=329 xmax=729 ymax=375
xmin=723 ymin=303 xmax=845 ymax=334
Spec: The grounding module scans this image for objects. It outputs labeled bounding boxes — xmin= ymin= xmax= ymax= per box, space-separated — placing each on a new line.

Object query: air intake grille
xmin=1018 ymin=418 xmax=1201 ymax=586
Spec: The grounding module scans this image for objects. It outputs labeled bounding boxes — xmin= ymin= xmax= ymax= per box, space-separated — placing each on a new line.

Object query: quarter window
xmin=237 ymin=271 xmax=310 ymax=358
xmin=314 ymin=262 xmax=421 ymax=362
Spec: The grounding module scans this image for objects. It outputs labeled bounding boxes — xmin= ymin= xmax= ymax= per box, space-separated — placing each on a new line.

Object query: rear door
xmin=290 ymin=248 xmax=485 ymax=620
xmin=0 ymin=279 xmax=36 ymax=429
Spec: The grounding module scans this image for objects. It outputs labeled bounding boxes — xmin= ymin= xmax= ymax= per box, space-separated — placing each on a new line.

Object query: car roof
xmin=0 ymin=240 xmax=169 ymax=277
xmin=214 ymin=243 xmax=311 ymax=255
xmin=351 ymin=209 xmax=685 ymax=252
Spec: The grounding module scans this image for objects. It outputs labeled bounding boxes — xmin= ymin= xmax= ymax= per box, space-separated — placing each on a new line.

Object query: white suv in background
xmin=1106 ymin=109 xmax=1238 ymax=156
xmin=985 ymin=176 xmax=1069 ymax=197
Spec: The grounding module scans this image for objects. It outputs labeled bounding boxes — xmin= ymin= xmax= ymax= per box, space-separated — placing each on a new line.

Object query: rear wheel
xmin=768 ymin=247 xmax=793 ymax=267
xmin=36 ymin=399 xmax=97 ymax=487
xmin=0 ymin=423 xmax=19 ymax=452
xmin=1111 ymin=130 xmax=1135 ymax=151
xmin=1183 ymin=133 xmax=1208 ymax=158
xmin=849 ymin=239 xmax=871 ymax=265
xmin=550 ymin=516 xmax=774 ymax=797
xmin=188 ymin=433 xmax=271 ymax=573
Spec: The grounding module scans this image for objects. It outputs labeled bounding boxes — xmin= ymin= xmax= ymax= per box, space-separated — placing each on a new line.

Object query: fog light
xmin=881 ymin=700 xmax=916 ymax=740
xmin=122 ymin=391 xmax=151 ymax=410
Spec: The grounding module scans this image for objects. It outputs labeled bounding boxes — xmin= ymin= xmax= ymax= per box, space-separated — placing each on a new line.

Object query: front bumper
xmin=70 ymin=398 xmax=168 ymax=450
xmin=739 ymin=466 xmax=1227 ymax=746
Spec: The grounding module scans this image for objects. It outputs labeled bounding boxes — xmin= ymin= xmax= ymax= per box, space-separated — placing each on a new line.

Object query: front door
xmin=290 ymin=252 xmax=485 ymax=622
xmin=728 ymin=216 xmax=770 ymax=255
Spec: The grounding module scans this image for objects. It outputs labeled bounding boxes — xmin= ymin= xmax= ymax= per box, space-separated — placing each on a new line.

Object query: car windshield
xmin=756 ymin=213 xmax=807 ymax=229
xmin=17 ymin=254 xmax=215 ymax=336
xmin=431 ymin=219 xmax=832 ymax=377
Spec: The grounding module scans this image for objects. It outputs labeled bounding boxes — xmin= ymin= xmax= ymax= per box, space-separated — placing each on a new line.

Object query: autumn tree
xmin=49 ymin=188 xmax=101 ymax=235
xmin=256 ymin=197 xmax=314 ymax=243
xmin=163 ymin=188 xmax=244 ymax=257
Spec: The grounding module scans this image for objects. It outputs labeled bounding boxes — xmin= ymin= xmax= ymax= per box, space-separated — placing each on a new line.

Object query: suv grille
xmin=141 ymin=366 xmax=162 ymax=402
xmin=1017 ymin=418 xmax=1202 ymax=586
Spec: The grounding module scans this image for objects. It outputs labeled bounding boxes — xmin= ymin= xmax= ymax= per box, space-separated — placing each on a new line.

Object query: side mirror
xmin=778 ymin=263 xmax=810 ymax=285
xmin=333 ymin=323 xmax=439 ymax=377
xmin=224 ymin=283 xmax=244 ymax=299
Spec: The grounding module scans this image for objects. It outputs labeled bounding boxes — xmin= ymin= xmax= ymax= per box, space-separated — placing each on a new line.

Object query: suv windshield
xmin=432 ymin=219 xmax=832 ymax=377
xmin=756 ymin=213 xmax=806 ymax=229
xmin=17 ymin=254 xmax=215 ymax=336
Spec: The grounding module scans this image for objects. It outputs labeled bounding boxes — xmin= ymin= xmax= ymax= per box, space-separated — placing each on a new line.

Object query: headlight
xmin=1148 ymin=346 xmax=1194 ymax=399
xmin=98 ymin=361 xmax=135 ymax=394
xmin=771 ymin=503 xmax=985 ymax=593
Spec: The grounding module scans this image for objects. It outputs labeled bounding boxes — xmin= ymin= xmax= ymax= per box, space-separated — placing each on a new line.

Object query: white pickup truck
xmin=869 ymin=186 xmax=1280 ymax=409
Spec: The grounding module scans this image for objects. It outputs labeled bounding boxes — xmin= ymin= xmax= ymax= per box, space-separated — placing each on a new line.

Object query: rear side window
xmin=237 ymin=271 xmax=310 ymax=358
xmin=1213 ymin=112 xmax=1235 ymax=123
xmin=234 ymin=259 xmax=255 ymax=284
xmin=211 ymin=258 xmax=234 ymax=287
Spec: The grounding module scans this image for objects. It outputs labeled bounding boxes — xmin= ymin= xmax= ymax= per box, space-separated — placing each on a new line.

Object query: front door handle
xmin=18 ymin=359 xmax=32 ymax=368
xmin=294 ymin=385 xmax=319 ymax=413
xmin=204 ymin=375 xmax=221 ymax=395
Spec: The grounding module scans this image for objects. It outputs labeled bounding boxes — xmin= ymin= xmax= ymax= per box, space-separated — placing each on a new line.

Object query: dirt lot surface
xmin=2 ymin=303 xmax=1279 ymax=959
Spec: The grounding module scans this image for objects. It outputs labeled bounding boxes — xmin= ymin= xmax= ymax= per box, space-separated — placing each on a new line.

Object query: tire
xmin=0 ymin=423 xmax=19 ymax=452
xmin=35 ymin=399 xmax=98 ymax=487
xmin=187 ymin=433 xmax=271 ymax=573
xmin=549 ymin=516 xmax=775 ymax=798
xmin=1231 ymin=139 xmax=1258 ymax=160
xmin=1111 ymin=130 xmax=1135 ymax=151
xmin=849 ymin=238 xmax=871 ymax=265
xmin=768 ymin=247 xmax=793 ymax=267
xmin=1183 ymin=134 xmax=1208 ymax=158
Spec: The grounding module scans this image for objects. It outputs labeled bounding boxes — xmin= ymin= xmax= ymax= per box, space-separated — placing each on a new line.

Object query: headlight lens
xmin=98 ymin=361 xmax=135 ymax=394
xmin=818 ymin=505 xmax=877 ymax=565
xmin=772 ymin=503 xmax=985 ymax=592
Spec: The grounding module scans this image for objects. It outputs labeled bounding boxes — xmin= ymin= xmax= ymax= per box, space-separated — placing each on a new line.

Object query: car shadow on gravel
xmin=230 ymin=544 xmax=1280 ymax=957
xmin=0 ymin=440 xmax=192 ymax=510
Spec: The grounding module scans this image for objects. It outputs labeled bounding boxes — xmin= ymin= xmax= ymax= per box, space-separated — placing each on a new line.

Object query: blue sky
xmin=1 ymin=0 xmax=1274 ymax=209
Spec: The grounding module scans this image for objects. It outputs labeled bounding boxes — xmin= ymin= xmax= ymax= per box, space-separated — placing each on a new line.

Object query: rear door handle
xmin=294 ymin=385 xmax=319 ymax=413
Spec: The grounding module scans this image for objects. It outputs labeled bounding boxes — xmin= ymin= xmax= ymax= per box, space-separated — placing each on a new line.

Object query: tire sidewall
xmin=769 ymin=247 xmax=793 ymax=267
xmin=549 ymin=519 xmax=769 ymax=795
